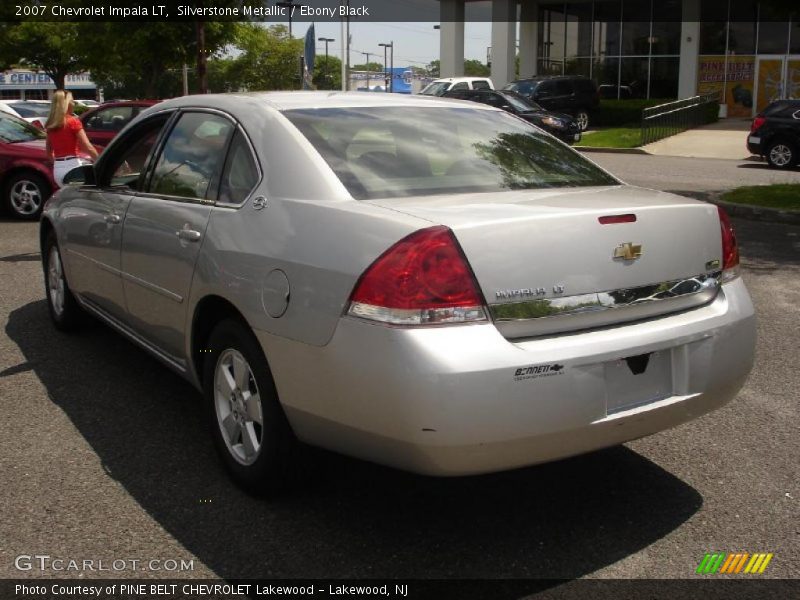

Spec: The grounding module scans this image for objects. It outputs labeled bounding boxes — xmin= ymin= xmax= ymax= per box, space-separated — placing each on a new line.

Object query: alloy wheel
xmin=214 ymin=349 xmax=264 ymax=466
xmin=9 ymin=179 xmax=43 ymax=216
xmin=47 ymin=245 xmax=65 ymax=317
xmin=769 ymin=144 xmax=792 ymax=167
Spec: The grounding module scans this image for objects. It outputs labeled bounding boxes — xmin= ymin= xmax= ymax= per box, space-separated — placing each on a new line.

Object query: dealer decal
xmin=514 ymin=363 xmax=565 ymax=381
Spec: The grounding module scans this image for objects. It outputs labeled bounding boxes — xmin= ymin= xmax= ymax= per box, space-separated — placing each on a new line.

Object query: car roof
xmin=150 ymin=91 xmax=499 ymax=113
xmin=511 ymin=75 xmax=590 ymax=83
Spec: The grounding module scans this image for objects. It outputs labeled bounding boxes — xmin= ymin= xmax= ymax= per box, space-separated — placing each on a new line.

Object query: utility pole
xmin=360 ymin=51 xmax=373 ymax=89
xmin=379 ymin=42 xmax=393 ymax=92
xmin=195 ymin=21 xmax=207 ymax=94
xmin=319 ymin=37 xmax=335 ymax=90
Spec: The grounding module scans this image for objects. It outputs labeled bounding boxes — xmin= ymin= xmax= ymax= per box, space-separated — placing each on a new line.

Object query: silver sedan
xmin=40 ymin=92 xmax=756 ymax=493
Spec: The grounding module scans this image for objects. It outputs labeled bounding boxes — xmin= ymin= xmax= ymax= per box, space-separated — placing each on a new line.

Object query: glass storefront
xmin=698 ymin=0 xmax=799 ymax=116
xmin=537 ymin=0 xmax=681 ymax=99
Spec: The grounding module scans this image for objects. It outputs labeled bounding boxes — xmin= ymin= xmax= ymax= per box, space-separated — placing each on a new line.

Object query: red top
xmin=47 ymin=116 xmax=83 ymax=158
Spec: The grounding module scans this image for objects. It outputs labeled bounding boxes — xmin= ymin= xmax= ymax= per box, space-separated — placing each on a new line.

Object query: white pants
xmin=53 ymin=157 xmax=91 ymax=187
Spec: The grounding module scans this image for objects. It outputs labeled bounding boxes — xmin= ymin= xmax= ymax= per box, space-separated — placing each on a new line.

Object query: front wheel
xmin=765 ymin=140 xmax=796 ymax=169
xmin=203 ymin=319 xmax=296 ymax=494
xmin=4 ymin=171 xmax=51 ymax=220
xmin=574 ymin=110 xmax=590 ymax=131
xmin=43 ymin=232 xmax=83 ymax=331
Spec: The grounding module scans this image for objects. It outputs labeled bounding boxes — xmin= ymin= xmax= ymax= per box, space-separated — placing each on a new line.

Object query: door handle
xmin=176 ymin=228 xmax=202 ymax=242
xmin=104 ymin=213 xmax=121 ymax=224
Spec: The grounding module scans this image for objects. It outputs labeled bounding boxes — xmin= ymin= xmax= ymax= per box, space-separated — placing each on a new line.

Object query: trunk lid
xmin=367 ymin=185 xmax=723 ymax=338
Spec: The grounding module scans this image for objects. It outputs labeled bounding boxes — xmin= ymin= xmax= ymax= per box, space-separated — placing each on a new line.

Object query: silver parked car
xmin=40 ymin=92 xmax=756 ymax=493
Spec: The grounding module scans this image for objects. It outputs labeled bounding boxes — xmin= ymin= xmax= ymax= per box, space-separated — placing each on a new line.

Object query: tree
xmin=0 ymin=22 xmax=85 ymax=89
xmin=313 ymin=55 xmax=342 ymax=90
xmin=464 ymin=59 xmax=490 ymax=77
xmin=426 ymin=60 xmax=440 ymax=78
xmin=352 ymin=62 xmax=384 ymax=72
xmin=224 ymin=23 xmax=304 ymax=91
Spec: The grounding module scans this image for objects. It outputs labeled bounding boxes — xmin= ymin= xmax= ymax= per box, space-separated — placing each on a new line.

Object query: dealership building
xmin=439 ymin=0 xmax=800 ymax=117
xmin=0 ymin=70 xmax=97 ymax=101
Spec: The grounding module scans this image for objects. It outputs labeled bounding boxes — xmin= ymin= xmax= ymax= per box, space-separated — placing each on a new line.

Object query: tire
xmin=765 ymin=140 xmax=797 ymax=169
xmin=203 ymin=319 xmax=296 ymax=494
xmin=4 ymin=171 xmax=51 ymax=220
xmin=574 ymin=109 xmax=590 ymax=132
xmin=43 ymin=231 xmax=84 ymax=331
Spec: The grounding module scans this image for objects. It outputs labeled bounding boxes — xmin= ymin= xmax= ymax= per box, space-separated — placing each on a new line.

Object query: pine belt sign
xmin=0 ymin=70 xmax=96 ymax=89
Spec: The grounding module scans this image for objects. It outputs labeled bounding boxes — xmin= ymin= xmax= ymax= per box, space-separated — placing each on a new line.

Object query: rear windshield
xmin=0 ymin=113 xmax=45 ymax=142
xmin=10 ymin=102 xmax=50 ymax=118
xmin=283 ymin=106 xmax=617 ymax=200
xmin=504 ymin=81 xmax=538 ymax=96
xmin=419 ymin=82 xmax=451 ymax=96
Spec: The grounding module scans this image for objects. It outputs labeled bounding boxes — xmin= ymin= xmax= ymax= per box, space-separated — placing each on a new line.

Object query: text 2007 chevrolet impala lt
xmin=40 ymin=92 xmax=755 ymax=493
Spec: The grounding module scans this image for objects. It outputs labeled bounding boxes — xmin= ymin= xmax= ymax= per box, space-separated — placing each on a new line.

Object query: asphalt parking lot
xmin=0 ymin=161 xmax=797 ymax=585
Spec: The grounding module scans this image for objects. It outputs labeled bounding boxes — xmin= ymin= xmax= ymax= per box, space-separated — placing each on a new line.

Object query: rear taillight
xmin=717 ymin=206 xmax=740 ymax=281
xmin=750 ymin=116 xmax=765 ymax=133
xmin=348 ymin=226 xmax=487 ymax=326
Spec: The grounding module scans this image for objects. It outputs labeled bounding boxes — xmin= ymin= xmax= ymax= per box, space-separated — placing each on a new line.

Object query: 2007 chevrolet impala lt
xmin=40 ymin=92 xmax=756 ymax=493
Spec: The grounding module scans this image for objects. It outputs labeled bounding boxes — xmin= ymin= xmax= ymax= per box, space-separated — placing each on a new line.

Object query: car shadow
xmin=0 ymin=251 xmax=40 ymax=263
xmin=6 ymin=301 xmax=702 ymax=581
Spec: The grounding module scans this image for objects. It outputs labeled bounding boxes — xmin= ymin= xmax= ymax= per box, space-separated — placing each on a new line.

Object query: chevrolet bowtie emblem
xmin=613 ymin=242 xmax=643 ymax=261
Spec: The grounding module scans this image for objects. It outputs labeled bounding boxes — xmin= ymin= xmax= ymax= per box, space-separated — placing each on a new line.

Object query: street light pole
xmin=319 ymin=37 xmax=335 ymax=90
xmin=276 ymin=0 xmax=298 ymax=38
xmin=360 ymin=51 xmax=373 ymax=89
xmin=378 ymin=42 xmax=394 ymax=93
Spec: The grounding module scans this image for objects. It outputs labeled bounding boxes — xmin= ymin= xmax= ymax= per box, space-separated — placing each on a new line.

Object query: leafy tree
xmin=464 ymin=59 xmax=490 ymax=76
xmin=426 ymin=60 xmax=440 ymax=77
xmin=313 ymin=55 xmax=342 ymax=90
xmin=352 ymin=62 xmax=384 ymax=72
xmin=0 ymin=22 xmax=85 ymax=89
xmin=225 ymin=23 xmax=304 ymax=91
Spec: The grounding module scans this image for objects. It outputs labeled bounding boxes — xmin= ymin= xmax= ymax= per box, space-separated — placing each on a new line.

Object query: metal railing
xmin=641 ymin=93 xmax=719 ymax=145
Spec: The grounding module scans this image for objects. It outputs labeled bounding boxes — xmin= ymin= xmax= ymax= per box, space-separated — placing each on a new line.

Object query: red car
xmin=79 ymin=100 xmax=159 ymax=148
xmin=0 ymin=112 xmax=57 ymax=220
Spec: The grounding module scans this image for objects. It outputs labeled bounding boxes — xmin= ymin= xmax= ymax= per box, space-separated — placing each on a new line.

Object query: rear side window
xmin=451 ymin=82 xmax=469 ymax=91
xmin=149 ymin=112 xmax=234 ymax=200
xmin=87 ymin=106 xmax=135 ymax=131
xmin=218 ymin=130 xmax=260 ymax=205
xmin=554 ymin=81 xmax=573 ymax=95
xmin=472 ymin=80 xmax=491 ymax=90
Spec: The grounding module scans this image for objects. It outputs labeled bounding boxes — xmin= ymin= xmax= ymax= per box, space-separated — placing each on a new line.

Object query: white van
xmin=419 ymin=77 xmax=494 ymax=96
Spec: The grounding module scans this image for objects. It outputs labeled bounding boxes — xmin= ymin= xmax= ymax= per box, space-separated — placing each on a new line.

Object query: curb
xmin=704 ymin=193 xmax=800 ymax=226
xmin=575 ymin=146 xmax=650 ymax=155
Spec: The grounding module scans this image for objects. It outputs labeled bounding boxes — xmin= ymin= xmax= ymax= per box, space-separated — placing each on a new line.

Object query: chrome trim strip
xmin=66 ymin=248 xmax=121 ymax=276
xmin=121 ymin=271 xmax=184 ymax=304
xmin=490 ymin=272 xmax=722 ymax=323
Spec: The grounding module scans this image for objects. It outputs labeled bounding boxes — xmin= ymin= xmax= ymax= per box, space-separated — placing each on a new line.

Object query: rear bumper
xmin=257 ymin=278 xmax=755 ymax=476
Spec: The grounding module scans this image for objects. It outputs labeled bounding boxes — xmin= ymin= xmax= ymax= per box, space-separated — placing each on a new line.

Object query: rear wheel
xmin=574 ymin=110 xmax=590 ymax=131
xmin=203 ymin=319 xmax=296 ymax=494
xmin=43 ymin=232 xmax=83 ymax=331
xmin=765 ymin=140 xmax=796 ymax=169
xmin=4 ymin=171 xmax=51 ymax=220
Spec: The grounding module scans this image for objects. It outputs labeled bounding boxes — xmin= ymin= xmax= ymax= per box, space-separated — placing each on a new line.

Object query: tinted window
xmin=478 ymin=93 xmax=505 ymax=107
xmin=472 ymin=80 xmax=491 ymax=90
xmin=419 ymin=81 xmax=452 ymax=96
xmin=218 ymin=130 xmax=259 ymax=205
xmin=284 ymin=107 xmax=618 ymax=200
xmin=505 ymin=81 xmax=538 ymax=96
xmin=0 ymin=113 xmax=44 ymax=142
xmin=87 ymin=106 xmax=135 ymax=131
xmin=8 ymin=102 xmax=50 ymax=118
xmin=149 ymin=112 xmax=234 ymax=200
xmin=451 ymin=82 xmax=469 ymax=90
xmin=553 ymin=81 xmax=573 ymax=95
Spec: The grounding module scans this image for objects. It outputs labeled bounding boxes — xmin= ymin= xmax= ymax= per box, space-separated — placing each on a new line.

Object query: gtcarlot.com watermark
xmin=15 ymin=554 xmax=194 ymax=573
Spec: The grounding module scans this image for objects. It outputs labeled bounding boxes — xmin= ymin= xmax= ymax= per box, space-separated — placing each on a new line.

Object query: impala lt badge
xmin=613 ymin=242 xmax=643 ymax=261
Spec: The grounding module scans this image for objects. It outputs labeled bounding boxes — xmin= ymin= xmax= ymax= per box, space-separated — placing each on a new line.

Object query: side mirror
xmin=62 ymin=164 xmax=96 ymax=186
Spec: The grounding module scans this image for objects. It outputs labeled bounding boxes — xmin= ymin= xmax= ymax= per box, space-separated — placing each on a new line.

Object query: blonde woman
xmin=45 ymin=90 xmax=98 ymax=186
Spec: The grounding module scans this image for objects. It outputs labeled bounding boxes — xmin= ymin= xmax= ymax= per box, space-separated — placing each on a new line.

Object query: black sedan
xmin=747 ymin=99 xmax=800 ymax=169
xmin=442 ymin=89 xmax=582 ymax=145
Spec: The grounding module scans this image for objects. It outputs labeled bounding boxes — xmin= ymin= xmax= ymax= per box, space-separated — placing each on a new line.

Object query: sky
xmin=305 ymin=21 xmax=495 ymax=68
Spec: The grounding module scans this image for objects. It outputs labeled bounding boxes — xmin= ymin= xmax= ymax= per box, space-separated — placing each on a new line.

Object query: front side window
xmin=284 ymin=107 xmax=618 ymax=200
xmin=149 ymin=112 xmax=234 ymax=200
